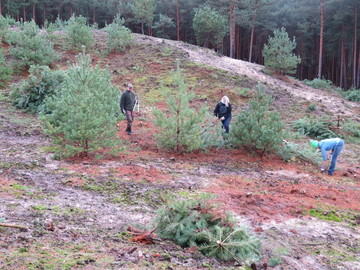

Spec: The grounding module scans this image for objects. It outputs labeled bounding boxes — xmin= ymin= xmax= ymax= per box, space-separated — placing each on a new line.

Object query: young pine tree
xmin=40 ymin=50 xmax=120 ymax=158
xmin=8 ymin=20 xmax=57 ymax=70
xmin=231 ymin=85 xmax=285 ymax=157
xmin=262 ymin=27 xmax=301 ymax=75
xmin=0 ymin=48 xmax=12 ymax=88
xmin=153 ymin=62 xmax=206 ymax=152
xmin=105 ymin=14 xmax=133 ymax=54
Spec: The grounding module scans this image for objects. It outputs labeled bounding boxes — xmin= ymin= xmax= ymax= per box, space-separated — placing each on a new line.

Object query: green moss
xmin=308 ymin=208 xmax=342 ymax=222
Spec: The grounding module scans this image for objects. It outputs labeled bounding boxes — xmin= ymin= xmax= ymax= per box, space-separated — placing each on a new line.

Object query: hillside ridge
xmin=134 ymin=33 xmax=360 ymax=121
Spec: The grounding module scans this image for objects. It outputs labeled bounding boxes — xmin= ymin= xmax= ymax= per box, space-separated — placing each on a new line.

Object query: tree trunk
xmin=318 ymin=0 xmax=324 ymax=78
xmin=23 ymin=5 xmax=26 ymax=22
xmin=357 ymin=50 xmax=360 ymax=88
xmin=32 ymin=3 xmax=36 ymax=22
xmin=340 ymin=25 xmax=345 ymax=89
xmin=141 ymin=21 xmax=144 ymax=35
xmin=176 ymin=0 xmax=180 ymax=41
xmin=0 ymin=1 xmax=2 ymax=16
xmin=229 ymin=4 xmax=235 ymax=58
xmin=93 ymin=8 xmax=96 ymax=24
xmin=7 ymin=0 xmax=9 ymax=15
xmin=43 ymin=3 xmax=46 ymax=26
xmin=235 ymin=24 xmax=241 ymax=59
xmin=353 ymin=5 xmax=357 ymax=88
xmin=249 ymin=0 xmax=259 ymax=62
xmin=300 ymin=36 xmax=304 ymax=80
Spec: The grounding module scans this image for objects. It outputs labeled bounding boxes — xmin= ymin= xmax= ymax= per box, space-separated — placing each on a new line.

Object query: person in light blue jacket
xmin=310 ymin=138 xmax=345 ymax=175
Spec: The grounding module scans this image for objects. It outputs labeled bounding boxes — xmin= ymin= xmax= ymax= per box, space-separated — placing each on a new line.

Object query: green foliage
xmin=44 ymin=17 xmax=67 ymax=33
xmin=201 ymin=114 xmax=227 ymax=149
xmin=0 ymin=15 xmax=10 ymax=42
xmin=65 ymin=15 xmax=94 ymax=50
xmin=231 ymin=85 xmax=285 ymax=157
xmin=277 ymin=141 xmax=321 ymax=165
xmin=8 ymin=20 xmax=58 ymax=70
xmin=303 ymin=78 xmax=333 ymax=89
xmin=291 ymin=117 xmax=337 ymax=140
xmin=308 ymin=208 xmax=342 ymax=222
xmin=10 ymin=65 xmax=65 ymax=113
xmin=153 ymin=63 xmax=206 ymax=152
xmin=132 ymin=0 xmax=156 ymax=34
xmin=154 ymin=198 xmax=261 ymax=263
xmin=153 ymin=14 xmax=175 ymax=38
xmin=40 ymin=50 xmax=120 ymax=157
xmin=193 ymin=5 xmax=227 ymax=49
xmin=342 ymin=88 xmax=360 ymax=102
xmin=262 ymin=27 xmax=301 ymax=75
xmin=104 ymin=15 xmax=133 ymax=53
xmin=341 ymin=120 xmax=360 ymax=143
xmin=0 ymin=48 xmax=12 ymax=88
xmin=306 ymin=103 xmax=317 ymax=112
xmin=268 ymin=247 xmax=289 ymax=267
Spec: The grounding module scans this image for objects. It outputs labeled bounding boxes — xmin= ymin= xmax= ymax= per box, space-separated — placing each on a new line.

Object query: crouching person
xmin=310 ymin=138 xmax=345 ymax=175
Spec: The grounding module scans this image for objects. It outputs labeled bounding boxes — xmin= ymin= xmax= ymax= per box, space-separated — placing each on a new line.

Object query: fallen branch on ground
xmin=127 ymin=225 xmax=160 ymax=244
xmin=0 ymin=223 xmax=28 ymax=230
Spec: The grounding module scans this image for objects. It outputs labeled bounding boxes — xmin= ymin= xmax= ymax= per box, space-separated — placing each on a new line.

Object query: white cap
xmin=127 ymin=83 xmax=133 ymax=88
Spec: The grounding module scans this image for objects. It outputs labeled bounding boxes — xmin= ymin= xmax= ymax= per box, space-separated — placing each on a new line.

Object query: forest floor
xmin=0 ymin=32 xmax=360 ymax=270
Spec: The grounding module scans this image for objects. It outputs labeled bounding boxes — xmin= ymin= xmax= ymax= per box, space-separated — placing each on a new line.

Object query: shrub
xmin=104 ymin=15 xmax=133 ymax=53
xmin=291 ymin=117 xmax=337 ymax=140
xmin=8 ymin=20 xmax=57 ymax=70
xmin=342 ymin=88 xmax=360 ymax=102
xmin=277 ymin=141 xmax=322 ymax=165
xmin=262 ymin=27 xmax=301 ymax=75
xmin=303 ymin=78 xmax=333 ymax=89
xmin=153 ymin=62 xmax=206 ymax=152
xmin=40 ymin=50 xmax=120 ymax=158
xmin=306 ymin=103 xmax=317 ymax=112
xmin=0 ymin=48 xmax=12 ymax=88
xmin=65 ymin=15 xmax=94 ymax=50
xmin=342 ymin=120 xmax=360 ymax=143
xmin=154 ymin=197 xmax=261 ymax=263
xmin=0 ymin=15 xmax=9 ymax=42
xmin=231 ymin=85 xmax=285 ymax=157
xmin=10 ymin=65 xmax=65 ymax=113
xmin=44 ymin=16 xmax=67 ymax=33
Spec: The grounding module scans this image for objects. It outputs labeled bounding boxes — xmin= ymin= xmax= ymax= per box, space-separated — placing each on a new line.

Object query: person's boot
xmin=127 ymin=127 xmax=132 ymax=135
xmin=125 ymin=127 xmax=129 ymax=133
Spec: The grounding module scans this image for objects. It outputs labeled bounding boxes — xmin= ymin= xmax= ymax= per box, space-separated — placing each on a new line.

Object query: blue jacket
xmin=318 ymin=138 xmax=343 ymax=161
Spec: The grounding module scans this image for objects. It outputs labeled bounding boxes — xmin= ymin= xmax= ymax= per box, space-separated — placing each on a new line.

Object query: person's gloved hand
xmin=320 ymin=166 xmax=325 ymax=172
xmin=327 ymin=154 xmax=332 ymax=160
xmin=220 ymin=116 xmax=225 ymax=121
xmin=121 ymin=109 xmax=126 ymax=114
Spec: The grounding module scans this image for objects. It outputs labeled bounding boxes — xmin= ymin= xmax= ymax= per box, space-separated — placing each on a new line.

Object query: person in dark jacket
xmin=310 ymin=138 xmax=345 ymax=175
xmin=120 ymin=83 xmax=136 ymax=135
xmin=213 ymin=96 xmax=232 ymax=133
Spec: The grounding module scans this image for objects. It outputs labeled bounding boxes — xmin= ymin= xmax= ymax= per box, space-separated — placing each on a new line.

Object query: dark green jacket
xmin=120 ymin=90 xmax=136 ymax=112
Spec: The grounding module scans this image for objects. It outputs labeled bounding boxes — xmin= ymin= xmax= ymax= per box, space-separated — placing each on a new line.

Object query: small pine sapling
xmin=231 ymin=84 xmax=285 ymax=157
xmin=153 ymin=62 xmax=206 ymax=152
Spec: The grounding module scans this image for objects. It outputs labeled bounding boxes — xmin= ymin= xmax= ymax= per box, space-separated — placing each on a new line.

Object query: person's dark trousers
xmin=125 ymin=110 xmax=134 ymax=134
xmin=221 ymin=115 xmax=232 ymax=133
xmin=328 ymin=139 xmax=344 ymax=175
